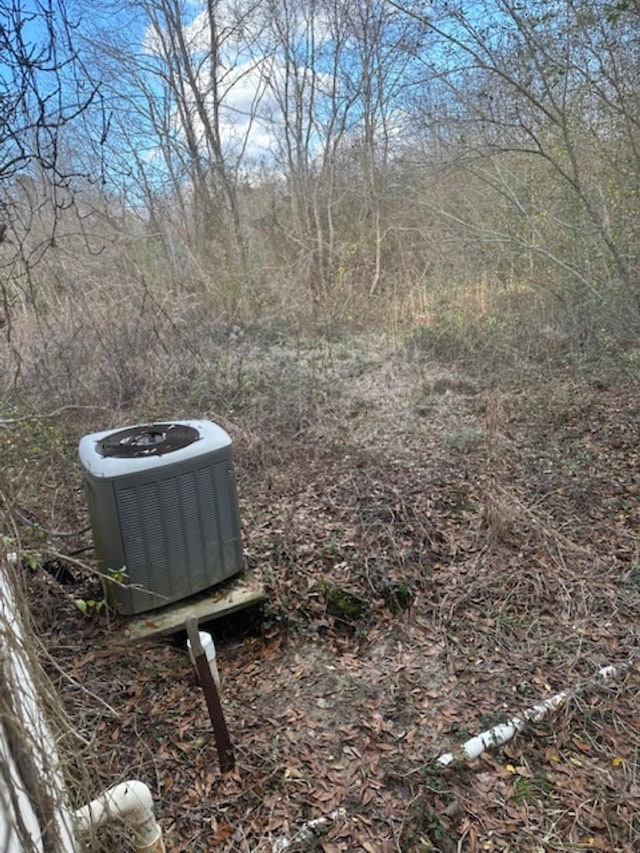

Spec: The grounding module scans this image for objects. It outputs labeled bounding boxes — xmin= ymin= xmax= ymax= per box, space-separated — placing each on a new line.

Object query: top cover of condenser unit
xmin=79 ymin=420 xmax=244 ymax=616
xmin=78 ymin=420 xmax=232 ymax=476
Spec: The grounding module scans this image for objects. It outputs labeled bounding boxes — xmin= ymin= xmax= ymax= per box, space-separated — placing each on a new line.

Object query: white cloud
xmin=142 ymin=1 xmax=286 ymax=163
xmin=141 ymin=0 xmax=366 ymax=169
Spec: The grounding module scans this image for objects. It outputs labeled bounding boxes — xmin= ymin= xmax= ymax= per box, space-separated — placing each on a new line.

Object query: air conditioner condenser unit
xmin=78 ymin=420 xmax=244 ymax=616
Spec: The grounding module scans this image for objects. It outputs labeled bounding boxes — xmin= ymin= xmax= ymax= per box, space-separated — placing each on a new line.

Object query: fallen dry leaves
xmin=20 ymin=362 xmax=640 ymax=851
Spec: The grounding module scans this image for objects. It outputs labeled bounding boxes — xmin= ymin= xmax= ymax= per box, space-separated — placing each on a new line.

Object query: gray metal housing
xmin=78 ymin=420 xmax=244 ymax=615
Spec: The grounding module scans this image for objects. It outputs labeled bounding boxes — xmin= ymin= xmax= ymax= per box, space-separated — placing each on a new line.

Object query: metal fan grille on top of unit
xmin=98 ymin=423 xmax=199 ymax=458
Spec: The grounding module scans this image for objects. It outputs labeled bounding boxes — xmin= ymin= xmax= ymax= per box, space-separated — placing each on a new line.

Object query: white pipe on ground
xmin=73 ymin=780 xmax=165 ymax=853
xmin=436 ymin=663 xmax=629 ymax=767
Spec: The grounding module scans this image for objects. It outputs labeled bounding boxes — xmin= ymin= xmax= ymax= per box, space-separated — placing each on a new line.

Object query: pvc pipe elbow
xmin=74 ymin=780 xmax=165 ymax=852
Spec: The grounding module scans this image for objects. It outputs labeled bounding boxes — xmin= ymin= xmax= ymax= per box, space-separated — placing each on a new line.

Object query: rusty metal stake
xmin=186 ymin=616 xmax=235 ymax=773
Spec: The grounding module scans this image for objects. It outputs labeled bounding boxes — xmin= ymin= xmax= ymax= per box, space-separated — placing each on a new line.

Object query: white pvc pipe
xmin=73 ymin=780 xmax=165 ymax=852
xmin=436 ymin=663 xmax=627 ymax=767
xmin=187 ymin=630 xmax=221 ymax=690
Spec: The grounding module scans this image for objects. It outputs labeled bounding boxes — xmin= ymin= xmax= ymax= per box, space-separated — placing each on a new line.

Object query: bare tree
xmin=0 ymin=1 xmax=101 ymax=273
xmin=341 ymin=0 xmax=421 ymax=295
xmin=253 ymin=0 xmax=356 ymax=294
xmin=84 ymin=0 xmax=272 ymax=272
xmin=388 ymin=0 xmax=640 ymax=340
xmin=254 ymin=0 xmax=421 ymax=298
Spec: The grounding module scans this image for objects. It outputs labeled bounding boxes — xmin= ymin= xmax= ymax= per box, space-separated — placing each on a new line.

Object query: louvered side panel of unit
xmin=116 ymin=484 xmax=167 ymax=612
xmin=212 ymin=459 xmax=242 ymax=572
xmin=113 ymin=454 xmax=242 ymax=614
xmin=176 ymin=469 xmax=207 ymax=593
xmin=197 ymin=464 xmax=223 ymax=582
xmin=158 ymin=476 xmax=189 ymax=590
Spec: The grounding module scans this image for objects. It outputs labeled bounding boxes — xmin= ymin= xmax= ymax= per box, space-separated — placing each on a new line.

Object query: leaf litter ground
xmin=13 ymin=336 xmax=640 ymax=852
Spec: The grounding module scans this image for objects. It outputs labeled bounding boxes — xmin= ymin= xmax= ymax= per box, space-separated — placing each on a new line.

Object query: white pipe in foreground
xmin=74 ymin=780 xmax=165 ymax=852
xmin=436 ymin=663 xmax=629 ymax=767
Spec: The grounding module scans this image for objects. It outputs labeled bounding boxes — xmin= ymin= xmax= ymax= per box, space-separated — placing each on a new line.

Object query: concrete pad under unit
xmin=123 ymin=573 xmax=266 ymax=641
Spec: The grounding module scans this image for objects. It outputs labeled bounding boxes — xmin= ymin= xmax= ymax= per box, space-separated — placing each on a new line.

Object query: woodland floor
xmin=4 ymin=331 xmax=640 ymax=852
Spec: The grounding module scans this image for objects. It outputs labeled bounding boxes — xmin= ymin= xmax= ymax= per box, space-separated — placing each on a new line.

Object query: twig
xmin=38 ymin=644 xmax=122 ymax=724
xmin=0 ymin=405 xmax=114 ymax=426
xmin=11 ymin=506 xmax=91 ymax=539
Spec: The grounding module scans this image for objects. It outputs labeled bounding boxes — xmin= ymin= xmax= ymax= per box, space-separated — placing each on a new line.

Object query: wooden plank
xmin=124 ymin=574 xmax=266 ymax=641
